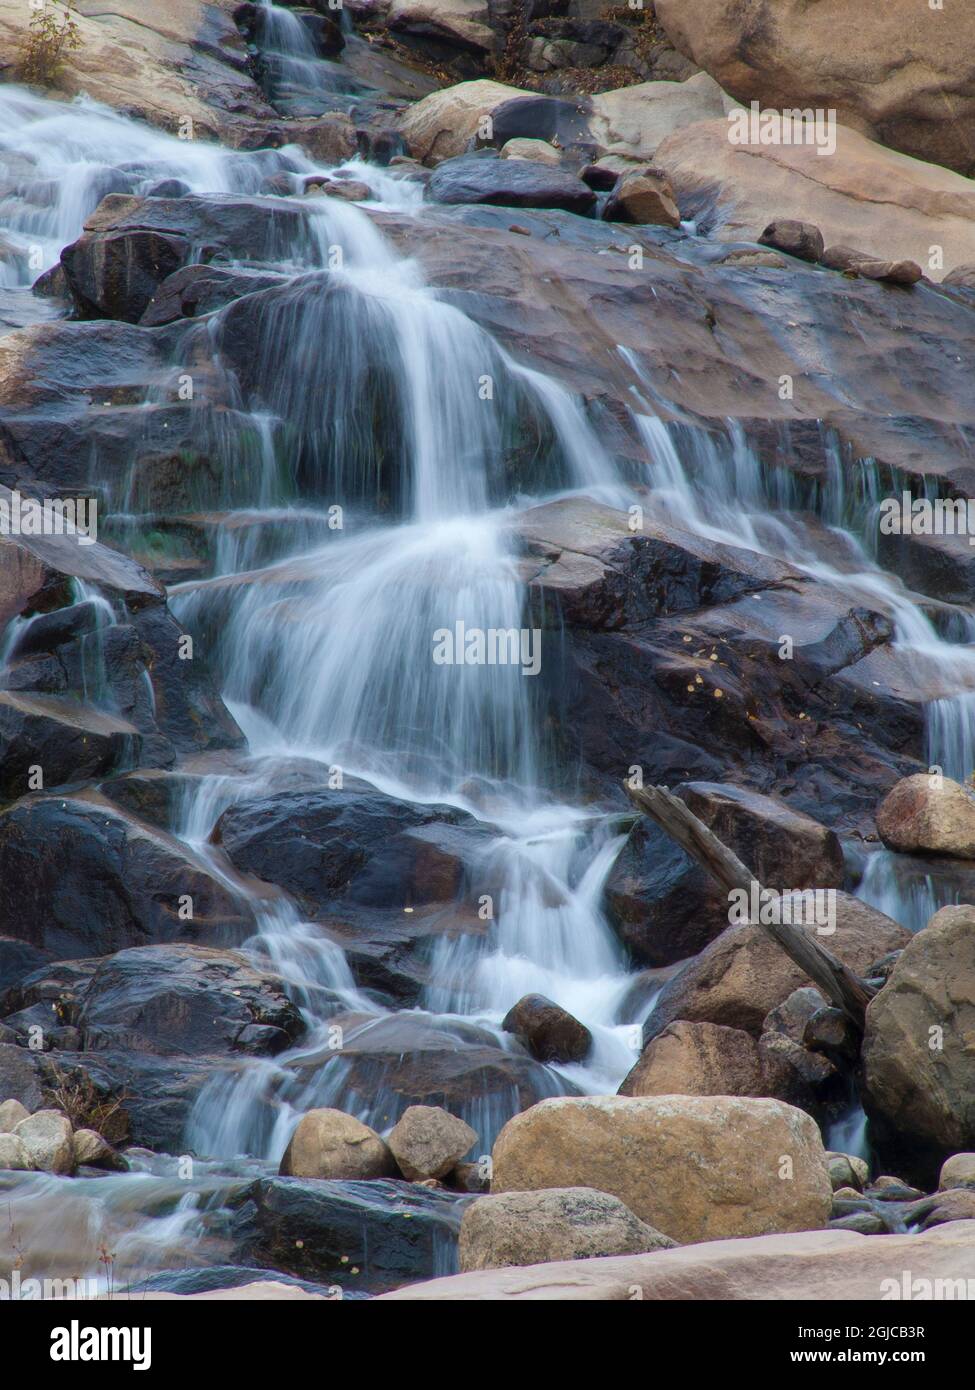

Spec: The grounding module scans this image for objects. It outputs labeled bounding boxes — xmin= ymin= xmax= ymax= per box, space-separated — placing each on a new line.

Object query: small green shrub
xmin=19 ymin=1 xmax=82 ymax=88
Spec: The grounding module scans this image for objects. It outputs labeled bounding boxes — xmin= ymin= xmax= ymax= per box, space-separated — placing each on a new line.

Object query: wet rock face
xmin=290 ymin=1013 xmax=572 ymax=1141
xmin=0 ymin=521 xmax=242 ymax=787
xmin=75 ymin=944 xmax=305 ymax=1057
xmin=0 ymin=798 xmax=254 ymax=960
xmin=213 ymin=784 xmax=482 ymax=916
xmin=229 ymin=1176 xmax=468 ymax=1295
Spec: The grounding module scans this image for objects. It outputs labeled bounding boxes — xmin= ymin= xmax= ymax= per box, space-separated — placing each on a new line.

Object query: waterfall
xmin=3 ymin=65 xmax=974 ymax=1282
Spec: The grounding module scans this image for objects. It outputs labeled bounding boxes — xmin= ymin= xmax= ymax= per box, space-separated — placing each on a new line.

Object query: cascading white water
xmin=164 ymin=181 xmax=645 ymax=1155
xmin=3 ymin=68 xmax=974 ymax=1272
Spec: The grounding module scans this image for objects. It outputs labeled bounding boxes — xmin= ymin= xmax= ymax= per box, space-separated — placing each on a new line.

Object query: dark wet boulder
xmin=213 ymin=783 xmax=482 ymax=916
xmin=144 ymin=179 xmax=191 ymax=199
xmin=75 ymin=944 xmax=304 ymax=1056
xmin=0 ymin=692 xmax=141 ymax=803
xmin=229 ymin=1176 xmax=467 ymax=1295
xmin=58 ymin=193 xmax=317 ymax=324
xmin=62 ymin=228 xmax=192 ymax=322
xmin=427 ymin=153 xmax=596 ymax=214
xmin=139 ymin=264 xmax=287 ymax=327
xmin=0 ymin=937 xmax=53 ymax=995
xmin=604 ymin=818 xmax=728 ymax=967
xmin=502 ymin=993 xmax=592 ymax=1064
xmin=0 ymin=797 xmax=253 ymax=960
xmin=675 ymin=782 xmax=846 ymax=890
xmin=0 ymin=1042 xmax=48 ymax=1112
xmin=0 ymin=516 xmax=242 ymax=762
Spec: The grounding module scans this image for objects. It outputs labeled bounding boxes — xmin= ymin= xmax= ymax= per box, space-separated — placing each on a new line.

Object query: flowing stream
xmin=2 ymin=47 xmax=974 ymax=1285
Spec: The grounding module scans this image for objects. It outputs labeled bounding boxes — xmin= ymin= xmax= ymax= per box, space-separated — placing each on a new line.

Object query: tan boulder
xmin=654 ymin=0 xmax=975 ymax=175
xmin=73 ymin=1128 xmax=127 ymax=1171
xmin=825 ymin=1151 xmax=870 ymax=1193
xmin=387 ymin=1105 xmax=477 ymax=1181
xmin=862 ymin=905 xmax=975 ymax=1157
xmin=646 ymin=897 xmax=909 ymax=1039
xmin=397 ymin=71 xmax=731 ymax=167
xmin=397 ymin=80 xmax=533 ymax=163
xmin=586 ymin=72 xmax=732 ymax=161
xmin=500 ymin=139 xmax=561 ymax=166
xmin=13 ymin=1109 xmax=74 ymax=1174
xmin=279 ymin=1108 xmax=395 ymax=1180
xmin=293 ymin=114 xmax=358 ymax=166
xmin=876 ymin=774 xmax=975 ymax=858
xmin=490 ymin=1095 xmax=832 ymax=1244
xmin=0 ymin=1097 xmax=30 ymax=1133
xmin=379 ymin=1222 xmax=975 ymax=1300
xmin=0 ymin=1132 xmax=33 ymax=1171
xmin=619 ymin=1020 xmax=770 ymax=1098
xmin=910 ymin=1189 xmax=975 ymax=1231
xmin=821 ymin=246 xmax=924 ymax=285
xmin=604 ymin=167 xmax=680 ymax=227
xmin=653 ymin=119 xmax=975 ymax=281
xmin=459 ymin=1187 xmax=676 ymax=1271
xmin=940 ymin=1154 xmax=975 ymax=1191
xmin=387 ymin=0 xmax=496 ymax=52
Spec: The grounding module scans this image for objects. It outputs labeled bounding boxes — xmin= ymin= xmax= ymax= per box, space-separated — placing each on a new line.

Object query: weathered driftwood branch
xmin=626 ymin=783 xmax=877 ymax=1031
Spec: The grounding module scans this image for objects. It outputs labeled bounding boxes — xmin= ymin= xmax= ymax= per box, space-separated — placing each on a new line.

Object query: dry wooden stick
xmin=626 ymin=783 xmax=877 ymax=1030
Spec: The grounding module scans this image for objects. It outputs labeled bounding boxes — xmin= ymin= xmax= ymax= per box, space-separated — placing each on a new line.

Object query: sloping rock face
xmin=653 ymin=118 xmax=975 ymax=277
xmin=654 ymin=0 xmax=975 ymax=175
xmin=862 ymin=906 xmax=975 ymax=1180
xmin=380 ymin=1222 xmax=975 ymax=1299
xmin=0 ymin=516 xmax=242 ymax=793
xmin=0 ymin=798 xmax=253 ymax=959
xmin=0 ymin=0 xmax=277 ymax=142
xmin=229 ymin=1176 xmax=467 ymax=1295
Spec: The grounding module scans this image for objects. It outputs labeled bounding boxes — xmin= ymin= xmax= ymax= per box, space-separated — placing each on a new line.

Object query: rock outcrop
xmin=654 ymin=0 xmax=975 ymax=175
